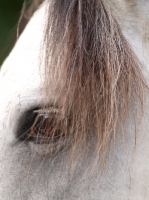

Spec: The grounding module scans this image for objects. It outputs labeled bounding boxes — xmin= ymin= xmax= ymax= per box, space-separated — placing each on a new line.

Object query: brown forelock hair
xmin=20 ymin=0 xmax=147 ymax=167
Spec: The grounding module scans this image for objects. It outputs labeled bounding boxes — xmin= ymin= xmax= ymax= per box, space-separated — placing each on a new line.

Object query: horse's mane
xmin=19 ymin=0 xmax=146 ymax=167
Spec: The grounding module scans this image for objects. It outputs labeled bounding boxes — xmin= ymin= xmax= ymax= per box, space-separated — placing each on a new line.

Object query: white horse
xmin=0 ymin=0 xmax=149 ymax=199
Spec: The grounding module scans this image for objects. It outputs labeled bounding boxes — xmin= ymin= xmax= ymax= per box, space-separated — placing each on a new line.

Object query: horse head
xmin=0 ymin=0 xmax=149 ymax=199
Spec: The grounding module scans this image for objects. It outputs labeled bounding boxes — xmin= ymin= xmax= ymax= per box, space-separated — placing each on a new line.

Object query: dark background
xmin=0 ymin=0 xmax=24 ymax=66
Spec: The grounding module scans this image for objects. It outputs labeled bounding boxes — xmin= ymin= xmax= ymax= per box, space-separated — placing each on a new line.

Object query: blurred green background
xmin=0 ymin=0 xmax=24 ymax=66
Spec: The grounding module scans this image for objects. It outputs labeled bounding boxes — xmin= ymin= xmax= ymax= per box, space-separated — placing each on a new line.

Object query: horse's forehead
xmin=1 ymin=2 xmax=46 ymax=78
xmin=0 ymin=3 xmax=48 ymax=109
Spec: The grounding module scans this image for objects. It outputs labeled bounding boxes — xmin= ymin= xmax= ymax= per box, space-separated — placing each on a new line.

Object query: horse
xmin=0 ymin=0 xmax=149 ymax=199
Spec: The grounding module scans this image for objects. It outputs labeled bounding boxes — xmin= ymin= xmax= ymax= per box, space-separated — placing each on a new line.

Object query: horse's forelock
xmin=28 ymin=0 xmax=147 ymax=167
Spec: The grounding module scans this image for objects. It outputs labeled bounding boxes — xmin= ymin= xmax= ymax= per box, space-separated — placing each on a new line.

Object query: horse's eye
xmin=29 ymin=108 xmax=61 ymax=142
xmin=17 ymin=108 xmax=61 ymax=144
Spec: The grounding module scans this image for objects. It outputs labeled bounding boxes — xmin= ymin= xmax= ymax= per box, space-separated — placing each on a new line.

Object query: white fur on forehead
xmin=106 ymin=0 xmax=149 ymax=23
xmin=1 ymin=1 xmax=48 ymax=84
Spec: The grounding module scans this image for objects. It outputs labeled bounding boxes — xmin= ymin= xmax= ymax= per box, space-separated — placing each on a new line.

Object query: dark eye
xmin=16 ymin=107 xmax=62 ymax=144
